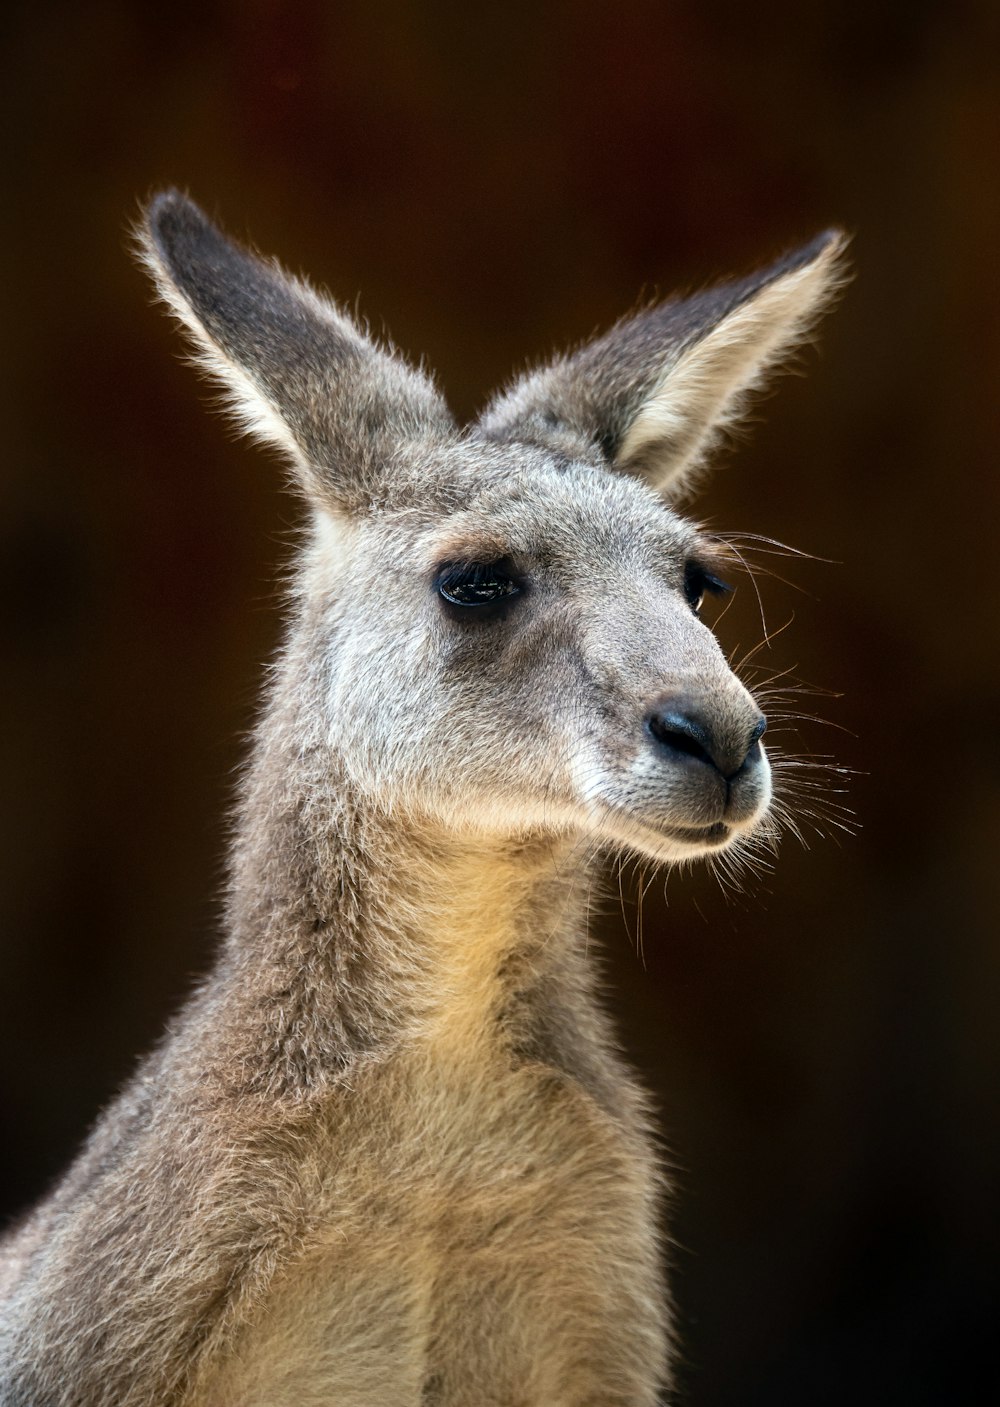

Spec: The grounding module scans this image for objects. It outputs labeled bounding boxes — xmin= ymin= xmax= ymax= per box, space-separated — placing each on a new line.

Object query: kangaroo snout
xmin=645 ymin=693 xmax=767 ymax=783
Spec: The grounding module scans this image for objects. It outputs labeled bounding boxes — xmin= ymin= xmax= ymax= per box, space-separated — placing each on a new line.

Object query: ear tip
xmin=799 ymin=227 xmax=851 ymax=269
xmin=142 ymin=188 xmax=213 ymax=260
xmin=754 ymin=227 xmax=849 ymax=296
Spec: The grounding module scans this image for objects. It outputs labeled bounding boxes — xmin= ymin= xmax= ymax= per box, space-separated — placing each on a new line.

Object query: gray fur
xmin=0 ymin=192 xmax=844 ymax=1405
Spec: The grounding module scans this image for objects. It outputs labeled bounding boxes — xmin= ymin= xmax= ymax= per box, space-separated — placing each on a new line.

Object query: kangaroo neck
xmin=219 ymin=732 xmax=584 ymax=1089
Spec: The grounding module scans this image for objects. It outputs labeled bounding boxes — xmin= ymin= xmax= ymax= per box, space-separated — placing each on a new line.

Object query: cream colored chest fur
xmin=192 ymin=1049 xmax=661 ymax=1407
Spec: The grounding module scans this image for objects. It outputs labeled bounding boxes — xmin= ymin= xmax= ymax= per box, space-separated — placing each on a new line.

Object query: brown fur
xmin=0 ymin=194 xmax=844 ymax=1405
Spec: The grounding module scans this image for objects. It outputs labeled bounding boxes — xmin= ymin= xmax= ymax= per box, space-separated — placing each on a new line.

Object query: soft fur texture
xmin=0 ymin=194 xmax=844 ymax=1405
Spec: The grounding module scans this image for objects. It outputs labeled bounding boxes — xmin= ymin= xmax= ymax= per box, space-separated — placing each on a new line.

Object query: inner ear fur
xmin=137 ymin=190 xmax=455 ymax=513
xmin=478 ymin=230 xmax=847 ymax=497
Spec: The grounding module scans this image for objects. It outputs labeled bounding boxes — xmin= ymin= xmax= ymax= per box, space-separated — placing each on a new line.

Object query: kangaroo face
xmin=309 ymin=444 xmax=768 ymax=864
xmin=140 ymin=193 xmax=843 ymax=867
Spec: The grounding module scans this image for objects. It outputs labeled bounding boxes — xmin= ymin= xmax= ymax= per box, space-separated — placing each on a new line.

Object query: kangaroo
xmin=0 ymin=193 xmax=843 ymax=1406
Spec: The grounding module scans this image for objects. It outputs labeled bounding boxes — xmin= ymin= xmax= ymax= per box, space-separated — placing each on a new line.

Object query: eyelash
xmin=435 ymin=560 xmax=523 ymax=613
xmin=684 ymin=562 xmax=732 ymax=615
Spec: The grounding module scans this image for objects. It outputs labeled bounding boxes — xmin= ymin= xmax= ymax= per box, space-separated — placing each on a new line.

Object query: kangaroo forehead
xmin=406 ymin=446 xmax=699 ymax=563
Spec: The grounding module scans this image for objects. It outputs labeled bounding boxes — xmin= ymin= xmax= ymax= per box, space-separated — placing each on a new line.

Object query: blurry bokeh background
xmin=2 ymin=2 xmax=998 ymax=1401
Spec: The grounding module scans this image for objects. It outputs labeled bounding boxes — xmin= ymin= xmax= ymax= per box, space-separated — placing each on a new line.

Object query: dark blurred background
xmin=2 ymin=2 xmax=998 ymax=1401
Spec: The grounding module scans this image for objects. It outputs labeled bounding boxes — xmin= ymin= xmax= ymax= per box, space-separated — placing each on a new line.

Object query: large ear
xmin=478 ymin=231 xmax=847 ymax=497
xmin=137 ymin=191 xmax=455 ymax=513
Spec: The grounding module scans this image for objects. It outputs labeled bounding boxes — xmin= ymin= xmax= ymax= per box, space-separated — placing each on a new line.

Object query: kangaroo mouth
xmin=592 ymin=800 xmax=744 ymax=863
xmin=661 ymin=821 xmax=731 ymax=847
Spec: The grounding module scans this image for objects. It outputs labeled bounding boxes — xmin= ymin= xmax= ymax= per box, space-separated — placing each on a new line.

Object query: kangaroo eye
xmin=436 ymin=560 xmax=522 ymax=610
xmin=684 ymin=562 xmax=732 ymax=615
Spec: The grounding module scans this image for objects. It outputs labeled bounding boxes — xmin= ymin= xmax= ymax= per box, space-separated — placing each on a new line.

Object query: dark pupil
xmin=439 ymin=563 xmax=517 ymax=606
xmin=684 ymin=564 xmax=707 ymax=612
xmin=683 ymin=562 xmax=731 ymax=614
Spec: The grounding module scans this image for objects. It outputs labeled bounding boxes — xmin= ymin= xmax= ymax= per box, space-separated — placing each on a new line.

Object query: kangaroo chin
xmin=0 ymin=192 xmax=844 ymax=1407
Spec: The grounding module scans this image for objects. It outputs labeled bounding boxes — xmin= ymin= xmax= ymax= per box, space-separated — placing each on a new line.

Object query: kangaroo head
xmin=140 ymin=193 xmax=843 ymax=866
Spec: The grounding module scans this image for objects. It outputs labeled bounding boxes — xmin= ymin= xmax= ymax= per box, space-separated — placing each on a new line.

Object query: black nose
xmin=646 ymin=699 xmax=766 ymax=780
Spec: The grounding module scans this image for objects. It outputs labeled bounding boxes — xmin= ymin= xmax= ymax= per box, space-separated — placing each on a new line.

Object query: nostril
xmin=646 ymin=704 xmax=769 ymax=778
xmin=646 ymin=710 xmax=715 ymax=769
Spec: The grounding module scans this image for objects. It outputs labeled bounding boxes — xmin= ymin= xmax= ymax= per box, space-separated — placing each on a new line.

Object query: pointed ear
xmin=479 ymin=231 xmax=847 ymax=497
xmin=136 ymin=191 xmax=454 ymax=513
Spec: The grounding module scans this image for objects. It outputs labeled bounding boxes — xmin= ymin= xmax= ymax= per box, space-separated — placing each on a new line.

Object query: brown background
xmin=2 ymin=2 xmax=998 ymax=1402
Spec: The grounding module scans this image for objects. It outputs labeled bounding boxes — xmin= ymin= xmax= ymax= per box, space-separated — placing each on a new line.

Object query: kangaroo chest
xmin=191 ymin=1047 xmax=657 ymax=1407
